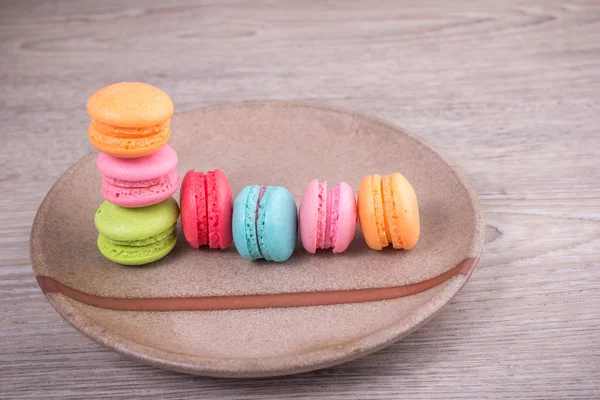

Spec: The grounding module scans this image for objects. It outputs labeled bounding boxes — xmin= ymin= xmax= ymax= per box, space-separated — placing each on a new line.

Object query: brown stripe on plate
xmin=36 ymin=258 xmax=477 ymax=312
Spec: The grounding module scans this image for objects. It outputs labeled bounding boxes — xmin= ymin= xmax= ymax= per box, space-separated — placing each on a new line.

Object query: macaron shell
xmin=180 ymin=171 xmax=200 ymax=248
xmin=97 ymin=230 xmax=177 ymax=266
xmin=94 ymin=198 xmax=180 ymax=242
xmin=206 ymin=171 xmax=221 ymax=248
xmin=232 ymin=186 xmax=262 ymax=260
xmin=87 ymin=82 xmax=174 ymax=128
xmin=299 ymin=179 xmax=319 ymax=253
xmin=257 ymin=186 xmax=297 ymax=262
xmin=358 ymin=175 xmax=385 ymax=250
xmin=96 ymin=145 xmax=178 ymax=181
xmin=371 ymin=174 xmax=390 ymax=248
xmin=389 ymin=172 xmax=420 ymax=249
xmin=214 ymin=169 xmax=233 ymax=249
xmin=331 ymin=182 xmax=357 ymax=253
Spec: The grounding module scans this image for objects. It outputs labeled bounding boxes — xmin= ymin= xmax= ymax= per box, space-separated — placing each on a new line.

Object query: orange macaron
xmin=87 ymin=82 xmax=174 ymax=158
xmin=358 ymin=172 xmax=420 ymax=250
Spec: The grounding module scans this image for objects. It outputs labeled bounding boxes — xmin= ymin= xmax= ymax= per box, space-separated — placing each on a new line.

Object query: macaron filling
xmin=103 ymin=225 xmax=176 ymax=247
xmin=102 ymin=168 xmax=178 ymax=204
xmin=88 ymin=122 xmax=170 ymax=150
xmin=315 ymin=181 xmax=342 ymax=251
xmin=195 ymin=172 xmax=209 ymax=247
xmin=257 ymin=186 xmax=272 ymax=260
xmin=329 ymin=184 xmax=341 ymax=250
xmin=92 ymin=120 xmax=169 ymax=136
xmin=243 ymin=186 xmax=263 ymax=260
xmin=324 ymin=183 xmax=333 ymax=248
xmin=382 ymin=175 xmax=404 ymax=249
xmin=239 ymin=185 xmax=270 ymax=260
xmin=371 ymin=174 xmax=389 ymax=248
xmin=206 ymin=170 xmax=221 ymax=248
xmin=316 ymin=181 xmax=327 ymax=249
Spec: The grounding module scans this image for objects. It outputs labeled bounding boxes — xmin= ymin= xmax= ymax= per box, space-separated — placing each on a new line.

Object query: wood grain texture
xmin=1 ymin=0 xmax=599 ymax=398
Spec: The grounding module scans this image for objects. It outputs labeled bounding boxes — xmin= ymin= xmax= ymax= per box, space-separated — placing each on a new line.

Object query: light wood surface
xmin=1 ymin=0 xmax=599 ymax=398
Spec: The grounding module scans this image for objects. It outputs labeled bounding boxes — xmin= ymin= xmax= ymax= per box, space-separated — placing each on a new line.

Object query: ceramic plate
xmin=31 ymin=102 xmax=484 ymax=378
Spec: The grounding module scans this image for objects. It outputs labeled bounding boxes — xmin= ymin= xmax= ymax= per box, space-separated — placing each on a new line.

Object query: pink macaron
xmin=180 ymin=169 xmax=233 ymax=249
xmin=96 ymin=145 xmax=179 ymax=208
xmin=299 ymin=179 xmax=357 ymax=253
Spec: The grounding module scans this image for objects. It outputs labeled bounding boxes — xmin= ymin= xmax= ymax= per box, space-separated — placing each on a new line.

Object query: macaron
xmin=96 ymin=145 xmax=179 ymax=208
xmin=94 ymin=198 xmax=180 ymax=265
xmin=87 ymin=82 xmax=174 ymax=158
xmin=358 ymin=173 xmax=420 ymax=250
xmin=299 ymin=179 xmax=357 ymax=253
xmin=180 ymin=169 xmax=233 ymax=249
xmin=232 ymin=185 xmax=297 ymax=262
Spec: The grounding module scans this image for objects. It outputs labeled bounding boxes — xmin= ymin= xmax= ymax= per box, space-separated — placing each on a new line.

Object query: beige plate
xmin=30 ymin=102 xmax=484 ymax=378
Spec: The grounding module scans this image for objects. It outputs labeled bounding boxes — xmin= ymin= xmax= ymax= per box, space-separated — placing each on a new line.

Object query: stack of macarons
xmin=89 ymin=82 xmax=180 ymax=265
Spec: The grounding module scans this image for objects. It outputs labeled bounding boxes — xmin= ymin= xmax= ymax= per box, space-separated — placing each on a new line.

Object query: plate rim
xmin=30 ymin=101 xmax=485 ymax=378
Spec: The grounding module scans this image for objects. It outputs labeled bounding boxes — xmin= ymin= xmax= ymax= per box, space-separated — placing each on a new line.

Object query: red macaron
xmin=180 ymin=169 xmax=233 ymax=249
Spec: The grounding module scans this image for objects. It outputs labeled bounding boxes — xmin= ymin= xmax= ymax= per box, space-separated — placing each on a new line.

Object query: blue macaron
xmin=232 ymin=185 xmax=297 ymax=262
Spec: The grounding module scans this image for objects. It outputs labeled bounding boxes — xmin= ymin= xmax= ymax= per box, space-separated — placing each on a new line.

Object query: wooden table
xmin=2 ymin=1 xmax=599 ymax=398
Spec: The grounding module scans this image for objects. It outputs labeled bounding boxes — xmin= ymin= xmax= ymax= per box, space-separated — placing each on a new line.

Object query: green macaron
xmin=94 ymin=198 xmax=179 ymax=265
